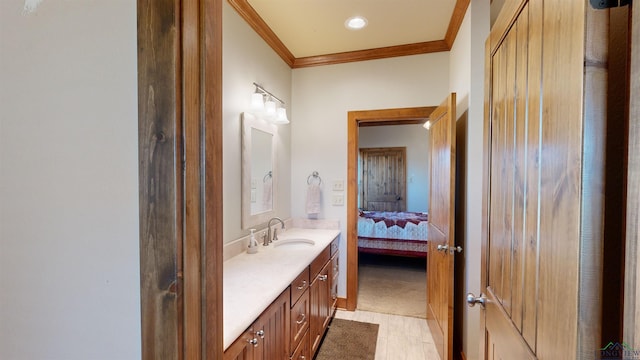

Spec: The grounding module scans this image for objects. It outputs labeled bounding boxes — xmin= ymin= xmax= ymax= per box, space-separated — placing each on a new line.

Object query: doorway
xmin=345 ymin=107 xmax=435 ymax=311
xmin=357 ymin=131 xmax=428 ymax=317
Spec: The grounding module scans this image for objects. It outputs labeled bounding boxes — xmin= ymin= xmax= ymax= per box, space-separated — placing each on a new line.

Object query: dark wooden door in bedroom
xmin=360 ymin=147 xmax=407 ymax=211
xmin=426 ymin=93 xmax=456 ymax=360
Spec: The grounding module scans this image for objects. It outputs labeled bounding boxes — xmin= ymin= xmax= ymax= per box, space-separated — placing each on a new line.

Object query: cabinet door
xmin=254 ymin=289 xmax=290 ymax=360
xmin=309 ymin=271 xmax=322 ymax=356
xmin=291 ymin=330 xmax=309 ymax=360
xmin=223 ymin=327 xmax=256 ymax=360
xmin=330 ymin=252 xmax=339 ymax=311
xmin=310 ymin=261 xmax=332 ymax=356
xmin=290 ymin=289 xmax=309 ymax=354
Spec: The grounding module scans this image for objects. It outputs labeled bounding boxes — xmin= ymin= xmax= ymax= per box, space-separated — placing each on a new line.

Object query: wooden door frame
xmin=624 ymin=0 xmax=639 ymax=348
xmin=359 ymin=146 xmax=408 ymax=211
xmin=137 ymin=0 xmax=223 ymax=358
xmin=345 ymin=107 xmax=435 ymax=310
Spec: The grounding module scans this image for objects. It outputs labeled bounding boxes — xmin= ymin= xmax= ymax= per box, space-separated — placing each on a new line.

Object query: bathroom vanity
xmin=223 ymin=228 xmax=340 ymax=360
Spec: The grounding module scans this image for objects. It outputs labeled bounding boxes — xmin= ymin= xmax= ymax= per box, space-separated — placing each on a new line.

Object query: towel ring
xmin=307 ymin=171 xmax=322 ymax=185
xmin=263 ymin=171 xmax=272 ymax=183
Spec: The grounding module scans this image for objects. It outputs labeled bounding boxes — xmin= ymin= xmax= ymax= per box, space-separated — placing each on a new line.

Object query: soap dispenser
xmin=247 ymin=229 xmax=259 ymax=254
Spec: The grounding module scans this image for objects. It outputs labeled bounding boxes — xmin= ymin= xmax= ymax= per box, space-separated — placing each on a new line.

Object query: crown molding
xmin=445 ymin=0 xmax=471 ymax=48
xmin=227 ymin=0 xmax=295 ymax=67
xmin=228 ymin=0 xmax=471 ymax=68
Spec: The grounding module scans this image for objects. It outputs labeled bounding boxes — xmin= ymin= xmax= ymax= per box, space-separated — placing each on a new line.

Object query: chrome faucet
xmin=266 ymin=217 xmax=285 ymax=244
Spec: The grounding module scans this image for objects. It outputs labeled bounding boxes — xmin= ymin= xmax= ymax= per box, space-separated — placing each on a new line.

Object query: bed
xmin=357 ymin=210 xmax=429 ymax=257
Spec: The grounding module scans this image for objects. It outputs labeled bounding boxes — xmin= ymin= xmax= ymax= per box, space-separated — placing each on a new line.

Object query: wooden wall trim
xmin=138 ymin=0 xmax=224 ymax=358
xmin=227 ymin=0 xmax=469 ymax=68
xmin=578 ymin=5 xmax=609 ymax=358
xmin=346 ymin=107 xmax=435 ymax=311
xmin=203 ymin=0 xmax=224 ymax=357
xmin=445 ymin=0 xmax=471 ymax=49
xmin=479 ymin=38 xmax=491 ymax=360
xmin=183 ymin=0 xmax=203 ymax=357
xmin=138 ymin=1 xmax=182 ymax=358
xmin=624 ymin=0 xmax=640 ymax=348
xmin=293 ymin=41 xmax=449 ymax=68
xmin=226 ymin=0 xmax=295 ymax=67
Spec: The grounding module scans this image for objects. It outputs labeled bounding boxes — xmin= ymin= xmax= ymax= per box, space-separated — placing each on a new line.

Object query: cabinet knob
xmin=318 ymin=274 xmax=328 ymax=281
xmin=296 ymin=313 xmax=306 ymax=325
xmin=296 ymin=280 xmax=307 ymax=290
xmin=248 ymin=338 xmax=258 ymax=347
xmin=255 ymin=329 xmax=264 ymax=338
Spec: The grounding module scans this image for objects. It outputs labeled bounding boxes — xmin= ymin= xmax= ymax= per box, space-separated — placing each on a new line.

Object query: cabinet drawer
xmin=330 ymin=253 xmax=339 ymax=278
xmin=290 ymin=290 xmax=309 ymax=354
xmin=310 ymin=246 xmax=330 ymax=278
xmin=290 ymin=267 xmax=309 ymax=306
xmin=330 ymin=237 xmax=339 ymax=256
xmin=290 ymin=329 xmax=309 ymax=360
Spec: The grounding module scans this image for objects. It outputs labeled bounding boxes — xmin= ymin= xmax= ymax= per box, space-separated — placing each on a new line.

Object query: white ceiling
xmin=246 ymin=0 xmax=459 ymax=58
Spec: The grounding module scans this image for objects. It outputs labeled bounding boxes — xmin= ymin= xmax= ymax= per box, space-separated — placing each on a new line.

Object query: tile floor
xmin=334 ymin=309 xmax=440 ymax=360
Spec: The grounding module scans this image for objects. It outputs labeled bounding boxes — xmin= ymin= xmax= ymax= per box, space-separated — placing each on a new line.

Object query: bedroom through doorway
xmin=348 ymin=107 xmax=433 ymax=318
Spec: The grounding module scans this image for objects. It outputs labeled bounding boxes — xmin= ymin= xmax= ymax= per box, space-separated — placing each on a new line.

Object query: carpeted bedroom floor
xmin=357 ymin=253 xmax=427 ymax=318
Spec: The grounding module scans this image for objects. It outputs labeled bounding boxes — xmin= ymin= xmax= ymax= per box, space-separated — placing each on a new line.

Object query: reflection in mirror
xmin=241 ymin=113 xmax=277 ymax=229
xmin=250 ymin=127 xmax=273 ymax=214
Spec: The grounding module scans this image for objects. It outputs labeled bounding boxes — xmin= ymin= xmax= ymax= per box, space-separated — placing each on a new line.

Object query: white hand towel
xmin=262 ymin=177 xmax=273 ymax=210
xmin=306 ymin=184 xmax=321 ymax=215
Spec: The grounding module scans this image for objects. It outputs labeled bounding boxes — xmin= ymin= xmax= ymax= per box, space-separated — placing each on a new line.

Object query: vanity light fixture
xmin=345 ymin=16 xmax=368 ymax=30
xmin=249 ymin=83 xmax=289 ymax=124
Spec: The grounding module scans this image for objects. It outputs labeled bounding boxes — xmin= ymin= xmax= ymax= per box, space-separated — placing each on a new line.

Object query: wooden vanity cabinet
xmin=309 ymin=239 xmax=339 ymax=358
xmin=289 ymin=268 xmax=309 ymax=356
xmin=290 ymin=330 xmax=309 ymax=360
xmin=224 ymin=236 xmax=339 ymax=360
xmin=224 ymin=289 xmax=290 ymax=360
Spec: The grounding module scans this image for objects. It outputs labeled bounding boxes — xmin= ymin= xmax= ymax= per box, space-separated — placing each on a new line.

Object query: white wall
xmin=449 ymin=2 xmax=490 ymax=360
xmin=223 ymin=2 xmax=292 ymax=243
xmin=291 ymin=53 xmax=449 ymax=297
xmin=358 ymin=124 xmax=430 ymax=212
xmin=0 ymin=1 xmax=140 ymax=359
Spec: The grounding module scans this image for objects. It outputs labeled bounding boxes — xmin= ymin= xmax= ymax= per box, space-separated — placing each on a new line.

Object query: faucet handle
xmin=261 ymin=232 xmax=269 ymax=246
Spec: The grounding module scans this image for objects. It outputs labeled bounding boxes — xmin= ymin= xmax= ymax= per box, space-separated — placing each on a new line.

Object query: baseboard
xmin=460 ymin=350 xmax=467 ymax=360
xmin=336 ymin=297 xmax=347 ymax=310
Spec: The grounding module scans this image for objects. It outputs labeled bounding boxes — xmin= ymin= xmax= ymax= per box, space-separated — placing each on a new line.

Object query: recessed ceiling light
xmin=345 ymin=16 xmax=368 ymax=30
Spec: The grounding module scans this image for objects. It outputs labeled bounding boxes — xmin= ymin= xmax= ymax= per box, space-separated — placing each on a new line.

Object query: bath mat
xmin=315 ymin=318 xmax=379 ymax=360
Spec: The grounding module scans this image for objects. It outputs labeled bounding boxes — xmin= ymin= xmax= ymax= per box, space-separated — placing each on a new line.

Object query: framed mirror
xmin=241 ymin=112 xmax=277 ymax=229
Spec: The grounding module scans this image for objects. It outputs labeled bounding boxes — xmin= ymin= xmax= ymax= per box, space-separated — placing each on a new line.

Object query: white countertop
xmin=223 ymin=227 xmax=340 ymax=350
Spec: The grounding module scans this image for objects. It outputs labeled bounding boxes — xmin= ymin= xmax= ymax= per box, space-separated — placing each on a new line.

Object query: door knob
xmin=466 ymin=293 xmax=486 ymax=308
xmin=437 ymin=244 xmax=463 ymax=254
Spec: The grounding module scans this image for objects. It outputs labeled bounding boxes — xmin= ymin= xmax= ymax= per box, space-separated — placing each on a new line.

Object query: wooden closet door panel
xmin=501 ymin=24 xmax=517 ymax=319
xmin=511 ymin=6 xmax=529 ymax=334
xmin=522 ymin=0 xmax=543 ymax=350
xmin=485 ymin=2 xmax=541 ymax=359
xmin=536 ymin=0 xmax=585 ymax=357
xmin=488 ymin=42 xmax=506 ymax=307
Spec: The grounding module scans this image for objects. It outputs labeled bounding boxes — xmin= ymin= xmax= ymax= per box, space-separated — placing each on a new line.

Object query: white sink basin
xmin=274 ymin=238 xmax=316 ymax=247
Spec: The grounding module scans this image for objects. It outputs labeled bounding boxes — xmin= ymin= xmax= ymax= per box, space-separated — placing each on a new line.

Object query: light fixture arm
xmin=253 ymin=82 xmax=285 ymax=106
